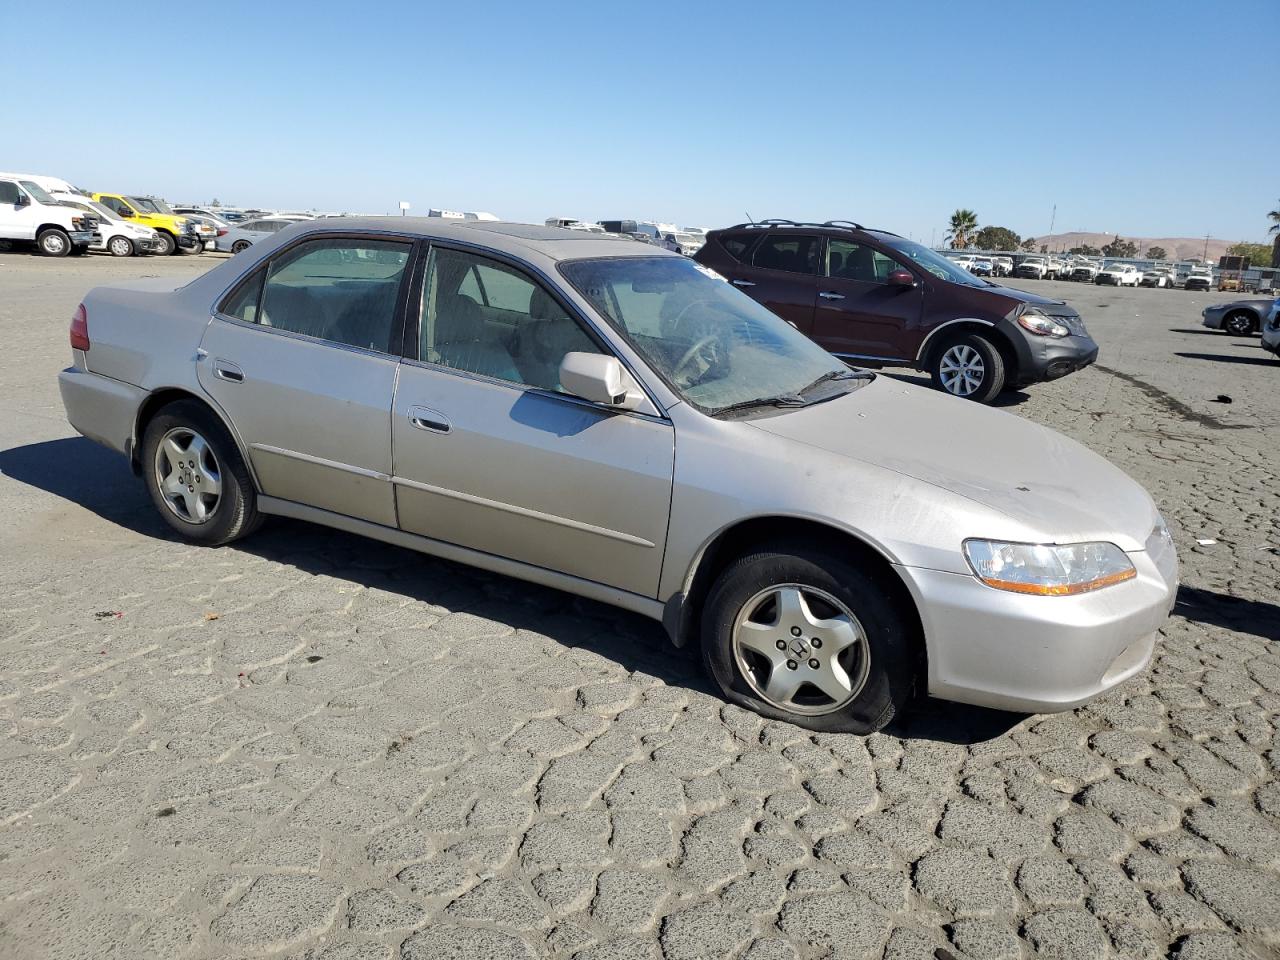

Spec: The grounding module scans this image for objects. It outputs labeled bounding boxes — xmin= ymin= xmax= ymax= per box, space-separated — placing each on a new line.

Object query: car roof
xmin=280 ymin=216 xmax=670 ymax=262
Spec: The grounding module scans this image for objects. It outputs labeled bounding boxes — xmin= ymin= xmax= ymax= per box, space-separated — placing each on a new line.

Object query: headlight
xmin=1016 ymin=309 xmax=1071 ymax=338
xmin=963 ymin=539 xmax=1136 ymax=596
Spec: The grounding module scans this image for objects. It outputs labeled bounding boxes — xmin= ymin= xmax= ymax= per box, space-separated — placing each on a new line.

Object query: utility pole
xmin=1047 ymin=204 xmax=1057 ymax=252
xmin=930 ymin=227 xmax=936 ymax=249
xmin=1202 ymin=232 xmax=1209 ymax=261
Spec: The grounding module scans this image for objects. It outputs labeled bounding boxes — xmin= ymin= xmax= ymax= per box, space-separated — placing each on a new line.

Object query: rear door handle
xmin=213 ymin=360 xmax=244 ymax=383
xmin=819 ymin=291 xmax=846 ymax=300
xmin=731 ymin=279 xmax=756 ymax=287
xmin=408 ymin=405 xmax=451 ymax=434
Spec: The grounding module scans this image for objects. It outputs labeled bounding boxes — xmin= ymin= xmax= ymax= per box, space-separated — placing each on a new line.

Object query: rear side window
xmin=752 ymin=234 xmax=820 ymax=275
xmin=718 ymin=233 xmax=757 ymax=262
xmin=0 ymin=181 xmax=20 ymax=204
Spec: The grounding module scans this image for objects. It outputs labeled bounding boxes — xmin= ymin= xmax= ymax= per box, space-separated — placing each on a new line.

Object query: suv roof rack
xmin=721 ymin=219 xmax=901 ymax=238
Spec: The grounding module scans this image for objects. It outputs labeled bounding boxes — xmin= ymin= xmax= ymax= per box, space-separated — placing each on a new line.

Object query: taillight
xmin=216 ymin=228 xmax=228 ymax=237
xmin=70 ymin=303 xmax=90 ymax=351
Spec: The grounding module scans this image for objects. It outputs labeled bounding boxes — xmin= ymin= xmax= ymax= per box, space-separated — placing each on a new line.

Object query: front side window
xmin=827 ymin=240 xmax=901 ymax=283
xmin=420 ymin=247 xmax=601 ymax=390
xmin=220 ymin=237 xmax=410 ymax=353
xmin=883 ymin=237 xmax=987 ymax=287
xmin=101 ymin=196 xmax=134 ymax=216
xmin=18 ymin=181 xmax=57 ymax=205
xmin=561 ymin=257 xmax=864 ymax=414
xmin=752 ymin=234 xmax=820 ymax=275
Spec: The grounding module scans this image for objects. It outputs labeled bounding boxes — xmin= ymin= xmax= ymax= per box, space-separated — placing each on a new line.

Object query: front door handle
xmin=213 ymin=360 xmax=244 ymax=383
xmin=819 ymin=291 xmax=846 ymax=300
xmin=731 ymin=279 xmax=756 ymax=287
xmin=408 ymin=405 xmax=451 ymax=434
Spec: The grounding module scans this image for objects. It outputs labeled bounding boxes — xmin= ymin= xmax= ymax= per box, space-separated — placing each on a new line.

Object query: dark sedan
xmin=1201 ymin=298 xmax=1275 ymax=336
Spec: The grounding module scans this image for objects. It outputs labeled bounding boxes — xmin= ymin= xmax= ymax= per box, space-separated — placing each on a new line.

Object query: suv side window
xmin=220 ymin=237 xmax=411 ymax=354
xmin=718 ymin=232 xmax=757 ymax=262
xmin=101 ymin=196 xmax=131 ymax=216
xmin=421 ymin=246 xmax=602 ymax=391
xmin=0 ymin=181 xmax=20 ymax=204
xmin=752 ymin=234 xmax=820 ymax=275
xmin=827 ymin=239 xmax=901 ymax=283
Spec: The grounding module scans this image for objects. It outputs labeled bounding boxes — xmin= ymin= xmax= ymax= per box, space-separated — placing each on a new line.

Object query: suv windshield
xmin=18 ymin=181 xmax=58 ymax=205
xmin=129 ymin=196 xmax=173 ymax=214
xmin=883 ymin=238 xmax=987 ymax=287
xmin=560 ymin=257 xmax=867 ymax=415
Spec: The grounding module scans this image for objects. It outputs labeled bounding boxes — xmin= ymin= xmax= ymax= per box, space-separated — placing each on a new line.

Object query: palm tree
xmin=946 ymin=209 xmax=979 ymax=249
xmin=1268 ymin=200 xmax=1280 ymax=235
xmin=1269 ymin=201 xmax=1280 ymax=268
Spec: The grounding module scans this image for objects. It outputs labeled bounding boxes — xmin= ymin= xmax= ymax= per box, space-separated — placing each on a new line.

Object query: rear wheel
xmin=36 ymin=228 xmax=72 ymax=257
xmin=231 ymin=239 xmax=252 ymax=254
xmin=1224 ymin=311 xmax=1255 ymax=336
xmin=930 ymin=333 xmax=1005 ymax=403
xmin=141 ymin=400 xmax=261 ymax=545
xmin=108 ymin=236 xmax=135 ymax=257
xmin=701 ymin=545 xmax=917 ymax=733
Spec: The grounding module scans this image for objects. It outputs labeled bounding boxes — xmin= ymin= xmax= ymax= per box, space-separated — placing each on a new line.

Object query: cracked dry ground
xmin=1 ymin=264 xmax=1279 ymax=960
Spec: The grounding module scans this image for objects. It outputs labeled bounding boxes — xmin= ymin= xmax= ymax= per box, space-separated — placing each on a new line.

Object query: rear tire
xmin=154 ymin=231 xmax=177 ymax=256
xmin=141 ymin=400 xmax=261 ymax=545
xmin=930 ymin=332 xmax=1005 ymax=403
xmin=701 ymin=544 xmax=917 ymax=734
xmin=36 ymin=228 xmax=72 ymax=257
xmin=231 ymin=239 xmax=252 ymax=254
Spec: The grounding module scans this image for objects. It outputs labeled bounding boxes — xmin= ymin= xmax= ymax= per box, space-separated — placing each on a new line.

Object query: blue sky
xmin=5 ymin=0 xmax=1276 ymax=243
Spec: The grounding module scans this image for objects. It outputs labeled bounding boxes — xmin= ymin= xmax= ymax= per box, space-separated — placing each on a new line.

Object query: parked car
xmin=1200 ymin=298 xmax=1275 ymax=335
xmin=1015 ymin=256 xmax=1049 ymax=279
xmin=1071 ymin=262 xmax=1100 ymax=282
xmin=91 ymin=193 xmax=200 ymax=256
xmin=1261 ymin=298 xmax=1280 ymax=358
xmin=1184 ymin=267 xmax=1213 ymax=292
xmin=1139 ymin=269 xmax=1173 ymax=288
xmin=1096 ymin=264 xmax=1142 ymax=286
xmin=0 ymin=174 xmax=98 ymax=256
xmin=50 ymin=193 xmax=163 ymax=257
xmin=969 ymin=258 xmax=995 ymax=277
xmin=694 ymin=220 xmax=1098 ymax=403
xmin=57 ymin=216 xmax=1176 ymax=732
xmin=215 ymin=218 xmax=298 ymax=253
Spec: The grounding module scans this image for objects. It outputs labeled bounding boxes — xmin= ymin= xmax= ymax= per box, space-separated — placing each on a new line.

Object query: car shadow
xmin=1167 ymin=328 xmax=1235 ymax=336
xmin=1173 ymin=352 xmax=1276 ymax=366
xmin=1176 ymin=585 xmax=1280 ymax=643
xmin=2 ymin=435 xmax=1031 ymax=746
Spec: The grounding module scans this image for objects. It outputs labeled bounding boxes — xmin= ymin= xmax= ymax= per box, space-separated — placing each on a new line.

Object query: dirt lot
xmin=1 ymin=251 xmax=1278 ymax=960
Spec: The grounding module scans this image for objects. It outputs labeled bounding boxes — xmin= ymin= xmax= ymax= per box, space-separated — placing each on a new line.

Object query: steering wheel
xmin=672 ymin=335 xmax=720 ymax=386
xmin=666 ymin=298 xmax=719 ymax=335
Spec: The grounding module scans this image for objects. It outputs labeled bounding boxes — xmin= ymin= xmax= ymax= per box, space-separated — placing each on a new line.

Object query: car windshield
xmin=560 ymin=257 xmax=867 ymax=415
xmin=129 ymin=196 xmax=173 ymax=214
xmin=18 ymin=181 xmax=58 ymax=205
xmin=883 ymin=238 xmax=987 ymax=286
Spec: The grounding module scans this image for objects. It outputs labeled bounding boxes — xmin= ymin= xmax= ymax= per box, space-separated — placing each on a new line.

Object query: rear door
xmin=717 ymin=232 xmax=821 ymax=335
xmin=810 ymin=238 xmax=924 ymax=361
xmin=197 ymin=234 xmax=414 ymax=526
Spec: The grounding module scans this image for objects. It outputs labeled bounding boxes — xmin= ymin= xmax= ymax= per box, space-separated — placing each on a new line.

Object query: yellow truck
xmin=91 ymin=193 xmax=200 ymax=256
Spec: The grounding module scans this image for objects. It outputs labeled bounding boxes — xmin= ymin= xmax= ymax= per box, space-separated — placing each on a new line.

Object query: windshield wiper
xmin=711 ymin=394 xmax=809 ymax=417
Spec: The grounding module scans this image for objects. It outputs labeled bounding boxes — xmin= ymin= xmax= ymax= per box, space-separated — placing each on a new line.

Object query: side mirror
xmin=118 ymin=208 xmax=133 ymax=217
xmin=559 ymin=352 xmax=641 ymax=411
xmin=14 ymin=192 xmax=30 ymax=207
xmin=888 ymin=269 xmax=916 ymax=287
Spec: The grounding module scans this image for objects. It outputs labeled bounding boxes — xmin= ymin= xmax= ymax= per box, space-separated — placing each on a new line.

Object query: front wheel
xmin=36 ymin=228 xmax=72 ymax=257
xmin=154 ymin=231 xmax=177 ymax=256
xmin=108 ymin=236 xmax=135 ymax=257
xmin=1224 ymin=311 xmax=1255 ymax=336
xmin=930 ymin=333 xmax=1006 ymax=403
xmin=141 ymin=400 xmax=261 ymax=545
xmin=701 ymin=546 xmax=917 ymax=733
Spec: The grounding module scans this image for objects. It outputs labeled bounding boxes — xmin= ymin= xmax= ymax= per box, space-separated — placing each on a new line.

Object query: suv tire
xmin=701 ymin=544 xmax=916 ymax=734
xmin=154 ymin=231 xmax=177 ymax=256
xmin=930 ymin=332 xmax=1005 ymax=402
xmin=141 ymin=400 xmax=262 ymax=545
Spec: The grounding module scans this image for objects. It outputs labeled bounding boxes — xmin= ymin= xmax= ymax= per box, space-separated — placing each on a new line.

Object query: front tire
xmin=141 ymin=400 xmax=261 ymax=545
xmin=701 ymin=545 xmax=917 ymax=733
xmin=108 ymin=236 xmax=135 ymax=257
xmin=930 ymin=333 xmax=1005 ymax=403
xmin=1223 ymin=311 xmax=1255 ymax=336
xmin=36 ymin=228 xmax=72 ymax=257
xmin=154 ymin=231 xmax=177 ymax=256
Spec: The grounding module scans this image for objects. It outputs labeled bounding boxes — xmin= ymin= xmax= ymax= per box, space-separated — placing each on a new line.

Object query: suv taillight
xmin=70 ymin=303 xmax=90 ymax=351
xmin=216 ymin=228 xmax=227 ymax=237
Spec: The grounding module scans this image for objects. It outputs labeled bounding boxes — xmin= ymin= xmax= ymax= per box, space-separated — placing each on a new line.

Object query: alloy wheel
xmin=732 ymin=584 xmax=871 ymax=716
xmin=939 ymin=344 xmax=985 ymax=396
xmin=153 ymin=427 xmax=222 ymax=524
xmin=1225 ymin=313 xmax=1253 ymax=336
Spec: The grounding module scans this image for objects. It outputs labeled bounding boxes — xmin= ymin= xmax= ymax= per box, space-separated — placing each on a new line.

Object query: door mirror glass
xmin=118 ymin=207 xmax=133 ymax=217
xmin=560 ymin=352 xmax=640 ymax=410
xmin=888 ymin=269 xmax=915 ymax=287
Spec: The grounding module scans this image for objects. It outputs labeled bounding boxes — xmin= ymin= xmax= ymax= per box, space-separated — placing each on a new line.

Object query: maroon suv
xmin=694 ymin=220 xmax=1098 ymax=402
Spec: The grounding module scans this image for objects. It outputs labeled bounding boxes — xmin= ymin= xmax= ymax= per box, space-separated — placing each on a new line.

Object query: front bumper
xmin=1185 ymin=280 xmax=1211 ymax=291
xmin=1201 ymin=308 xmax=1225 ymax=330
xmin=1261 ymin=327 xmax=1280 ymax=355
xmin=177 ymin=232 xmax=202 ymax=250
xmin=1004 ymin=320 xmax=1099 ymax=384
xmin=70 ymin=230 xmax=95 ymax=246
xmin=58 ymin=367 xmax=146 ymax=457
xmin=898 ymin=540 xmax=1177 ymax=713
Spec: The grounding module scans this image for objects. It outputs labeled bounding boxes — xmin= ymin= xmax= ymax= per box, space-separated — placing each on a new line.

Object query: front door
xmin=391 ymin=244 xmax=675 ymax=598
xmin=721 ymin=232 xmax=822 ymax=335
xmin=197 ymin=235 xmax=414 ymax=527
xmin=810 ymin=239 xmax=924 ymax=360
xmin=0 ymin=180 xmax=35 ymax=239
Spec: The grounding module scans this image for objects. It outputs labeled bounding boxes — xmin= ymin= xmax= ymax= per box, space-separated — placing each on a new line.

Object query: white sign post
xmin=398 ymin=201 xmax=411 ymax=217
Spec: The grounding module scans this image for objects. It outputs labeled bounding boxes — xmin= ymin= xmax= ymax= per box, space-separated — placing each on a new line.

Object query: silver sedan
xmin=57 ymin=218 xmax=1177 ymax=732
xmin=214 ymin=217 xmax=296 ymax=254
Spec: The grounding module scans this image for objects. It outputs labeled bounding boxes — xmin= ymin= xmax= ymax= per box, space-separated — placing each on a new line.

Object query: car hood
xmin=747 ymin=378 xmax=1157 ymax=551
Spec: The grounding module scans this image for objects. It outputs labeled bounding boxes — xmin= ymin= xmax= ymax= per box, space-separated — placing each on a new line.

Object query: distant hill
xmin=1024 ymin=232 xmax=1234 ymax=262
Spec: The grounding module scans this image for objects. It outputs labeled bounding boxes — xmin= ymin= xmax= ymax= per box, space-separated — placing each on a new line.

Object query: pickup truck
xmin=1184 ymin=268 xmax=1214 ymax=292
xmin=0 ymin=173 xmax=98 ymax=256
xmin=1015 ymin=256 xmax=1049 ymax=279
xmin=91 ymin=193 xmax=200 ymax=256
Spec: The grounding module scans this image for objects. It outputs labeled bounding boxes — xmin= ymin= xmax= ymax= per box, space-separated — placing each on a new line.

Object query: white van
xmin=51 ymin=191 xmax=162 ymax=257
xmin=0 ymin=173 xmax=98 ymax=256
